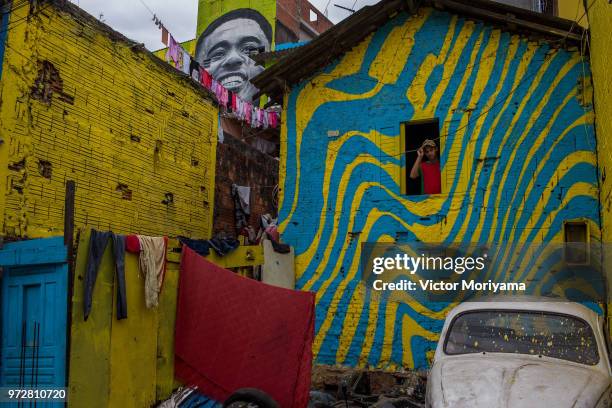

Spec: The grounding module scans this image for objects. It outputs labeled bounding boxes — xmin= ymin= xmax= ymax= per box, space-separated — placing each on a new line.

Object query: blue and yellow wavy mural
xmin=277 ymin=8 xmax=600 ymax=370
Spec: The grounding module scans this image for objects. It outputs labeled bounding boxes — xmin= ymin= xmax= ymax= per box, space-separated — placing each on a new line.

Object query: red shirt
xmin=421 ymin=161 xmax=441 ymax=194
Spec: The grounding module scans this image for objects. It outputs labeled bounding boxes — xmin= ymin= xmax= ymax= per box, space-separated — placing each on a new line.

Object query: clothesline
xmin=160 ymin=25 xmax=280 ymax=130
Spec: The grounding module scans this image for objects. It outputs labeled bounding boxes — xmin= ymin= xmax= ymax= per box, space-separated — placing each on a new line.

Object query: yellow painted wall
xmin=587 ymin=0 xmax=612 ymax=328
xmin=557 ymin=0 xmax=588 ymax=28
xmin=68 ymin=228 xmax=182 ymax=407
xmin=0 ymin=1 xmax=218 ymax=240
xmin=0 ymin=1 xmax=226 ymax=405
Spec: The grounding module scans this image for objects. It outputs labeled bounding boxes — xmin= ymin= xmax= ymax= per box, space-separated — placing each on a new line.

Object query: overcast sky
xmin=70 ymin=0 xmax=380 ymax=51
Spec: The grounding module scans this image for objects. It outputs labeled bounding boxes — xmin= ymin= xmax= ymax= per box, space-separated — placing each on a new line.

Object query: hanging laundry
xmin=232 ymin=184 xmax=250 ymax=214
xmin=175 ymin=247 xmax=315 ymax=408
xmin=244 ymin=102 xmax=252 ymax=125
xmin=236 ymin=97 xmax=243 ymax=119
xmin=190 ymin=59 xmax=200 ymax=82
xmin=161 ymin=27 xmax=169 ymax=46
xmin=137 ymin=235 xmax=168 ymax=308
xmin=265 ymin=224 xmax=280 ymax=243
xmin=258 ymin=108 xmax=264 ymax=126
xmin=166 ymin=35 xmax=180 ymax=67
xmin=211 ymin=79 xmax=219 ymax=100
xmin=217 ymin=112 xmax=224 ymax=143
xmin=178 ymin=236 xmax=211 ymax=257
xmin=207 ymin=237 xmax=240 ymax=257
xmin=231 ymin=92 xmax=237 ymax=112
xmin=112 ymin=234 xmax=128 ymax=319
xmin=269 ymin=111 xmax=278 ymax=129
xmin=181 ymin=49 xmax=191 ymax=75
xmin=221 ymin=86 xmax=229 ymax=108
xmin=262 ymin=110 xmax=269 ymax=129
xmin=250 ymin=106 xmax=257 ymax=128
xmin=83 ymin=230 xmax=128 ymax=320
xmin=200 ymin=68 xmax=212 ymax=89
xmin=126 ymin=234 xmax=141 ymax=253
xmin=232 ymin=184 xmax=250 ymax=233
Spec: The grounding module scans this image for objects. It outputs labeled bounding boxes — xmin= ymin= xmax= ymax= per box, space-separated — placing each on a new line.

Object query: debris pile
xmin=309 ymin=366 xmax=426 ymax=408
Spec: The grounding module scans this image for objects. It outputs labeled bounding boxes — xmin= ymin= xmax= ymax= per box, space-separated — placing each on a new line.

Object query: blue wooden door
xmin=0 ymin=237 xmax=68 ymax=406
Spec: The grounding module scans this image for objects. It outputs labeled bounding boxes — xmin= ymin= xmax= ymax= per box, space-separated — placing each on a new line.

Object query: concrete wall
xmin=0 ymin=0 xmax=218 ymax=240
xmin=279 ymin=8 xmax=599 ymax=369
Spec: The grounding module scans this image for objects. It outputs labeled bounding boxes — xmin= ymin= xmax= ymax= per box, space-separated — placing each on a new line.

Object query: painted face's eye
xmin=209 ymin=49 xmax=226 ymax=62
xmin=241 ymin=42 xmax=260 ymax=55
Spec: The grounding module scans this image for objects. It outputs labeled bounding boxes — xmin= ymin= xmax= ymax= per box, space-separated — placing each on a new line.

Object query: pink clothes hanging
xmin=166 ymin=35 xmax=179 ymax=66
xmin=201 ymin=69 xmax=212 ymax=89
xmin=220 ymin=87 xmax=229 ymax=108
xmin=231 ymin=93 xmax=238 ymax=112
xmin=245 ymin=102 xmax=252 ymax=125
xmin=270 ymin=112 xmax=278 ymax=128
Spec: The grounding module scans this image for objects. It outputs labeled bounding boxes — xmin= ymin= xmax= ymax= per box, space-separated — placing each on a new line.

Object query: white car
xmin=426 ymin=297 xmax=612 ymax=408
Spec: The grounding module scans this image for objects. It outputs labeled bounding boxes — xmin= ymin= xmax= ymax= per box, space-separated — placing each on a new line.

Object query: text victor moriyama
xmin=371 ymin=279 xmax=526 ymax=292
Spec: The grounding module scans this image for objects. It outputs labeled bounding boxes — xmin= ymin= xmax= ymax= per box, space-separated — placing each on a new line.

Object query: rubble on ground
xmin=309 ymin=365 xmax=426 ymax=408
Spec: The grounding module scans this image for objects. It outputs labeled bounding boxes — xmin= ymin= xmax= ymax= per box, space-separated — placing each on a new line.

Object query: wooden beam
xmin=438 ymin=0 xmax=583 ymax=42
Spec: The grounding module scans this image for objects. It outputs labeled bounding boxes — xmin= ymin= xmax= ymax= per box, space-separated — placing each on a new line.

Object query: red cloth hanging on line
xmin=175 ymin=246 xmax=315 ymax=408
xmin=161 ymin=27 xmax=169 ymax=46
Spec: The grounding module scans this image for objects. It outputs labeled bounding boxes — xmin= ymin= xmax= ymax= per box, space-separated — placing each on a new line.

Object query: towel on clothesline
xmin=137 ymin=235 xmax=168 ymax=308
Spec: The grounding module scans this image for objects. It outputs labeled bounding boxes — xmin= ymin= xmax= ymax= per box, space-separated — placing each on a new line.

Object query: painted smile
xmin=219 ymin=74 xmax=246 ymax=90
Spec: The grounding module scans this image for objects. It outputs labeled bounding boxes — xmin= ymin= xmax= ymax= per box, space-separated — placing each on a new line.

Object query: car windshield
xmin=444 ymin=310 xmax=599 ymax=365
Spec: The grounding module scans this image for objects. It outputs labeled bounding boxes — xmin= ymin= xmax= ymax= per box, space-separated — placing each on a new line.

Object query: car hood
xmin=429 ymin=355 xmax=610 ymax=408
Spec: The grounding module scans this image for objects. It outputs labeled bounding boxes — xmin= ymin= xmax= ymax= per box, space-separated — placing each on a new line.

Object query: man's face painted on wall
xmin=199 ymin=18 xmax=270 ymax=102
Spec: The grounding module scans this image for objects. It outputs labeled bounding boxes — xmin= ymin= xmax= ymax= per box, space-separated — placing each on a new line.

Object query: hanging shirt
xmin=269 ymin=112 xmax=278 ymax=128
xmin=262 ymin=110 xmax=269 ymax=128
xmin=231 ymin=93 xmax=238 ymax=112
xmin=220 ymin=86 xmax=229 ymax=108
xmin=176 ymin=48 xmax=184 ymax=70
xmin=166 ymin=35 xmax=179 ymax=66
xmin=161 ymin=27 xmax=169 ymax=46
xmin=244 ymin=102 xmax=252 ymax=125
xmin=190 ymin=59 xmax=200 ymax=81
xmin=420 ymin=161 xmax=441 ymax=194
xmin=181 ymin=50 xmax=191 ymax=75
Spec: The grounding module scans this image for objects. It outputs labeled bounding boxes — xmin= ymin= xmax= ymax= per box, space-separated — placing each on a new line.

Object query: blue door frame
xmin=0 ymin=237 xmax=68 ymax=396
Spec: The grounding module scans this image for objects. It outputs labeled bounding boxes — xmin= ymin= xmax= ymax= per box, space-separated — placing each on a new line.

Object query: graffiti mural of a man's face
xmin=195 ymin=9 xmax=272 ymax=102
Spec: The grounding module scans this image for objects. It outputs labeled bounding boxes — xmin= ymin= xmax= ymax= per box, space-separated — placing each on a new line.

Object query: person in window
xmin=410 ymin=139 xmax=441 ymax=194
xmin=195 ymin=9 xmax=273 ymax=102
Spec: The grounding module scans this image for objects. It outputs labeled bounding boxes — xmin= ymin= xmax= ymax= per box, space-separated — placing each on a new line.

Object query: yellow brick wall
xmin=588 ymin=0 xmax=612 ymax=329
xmin=0 ymin=0 xmax=218 ymax=240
